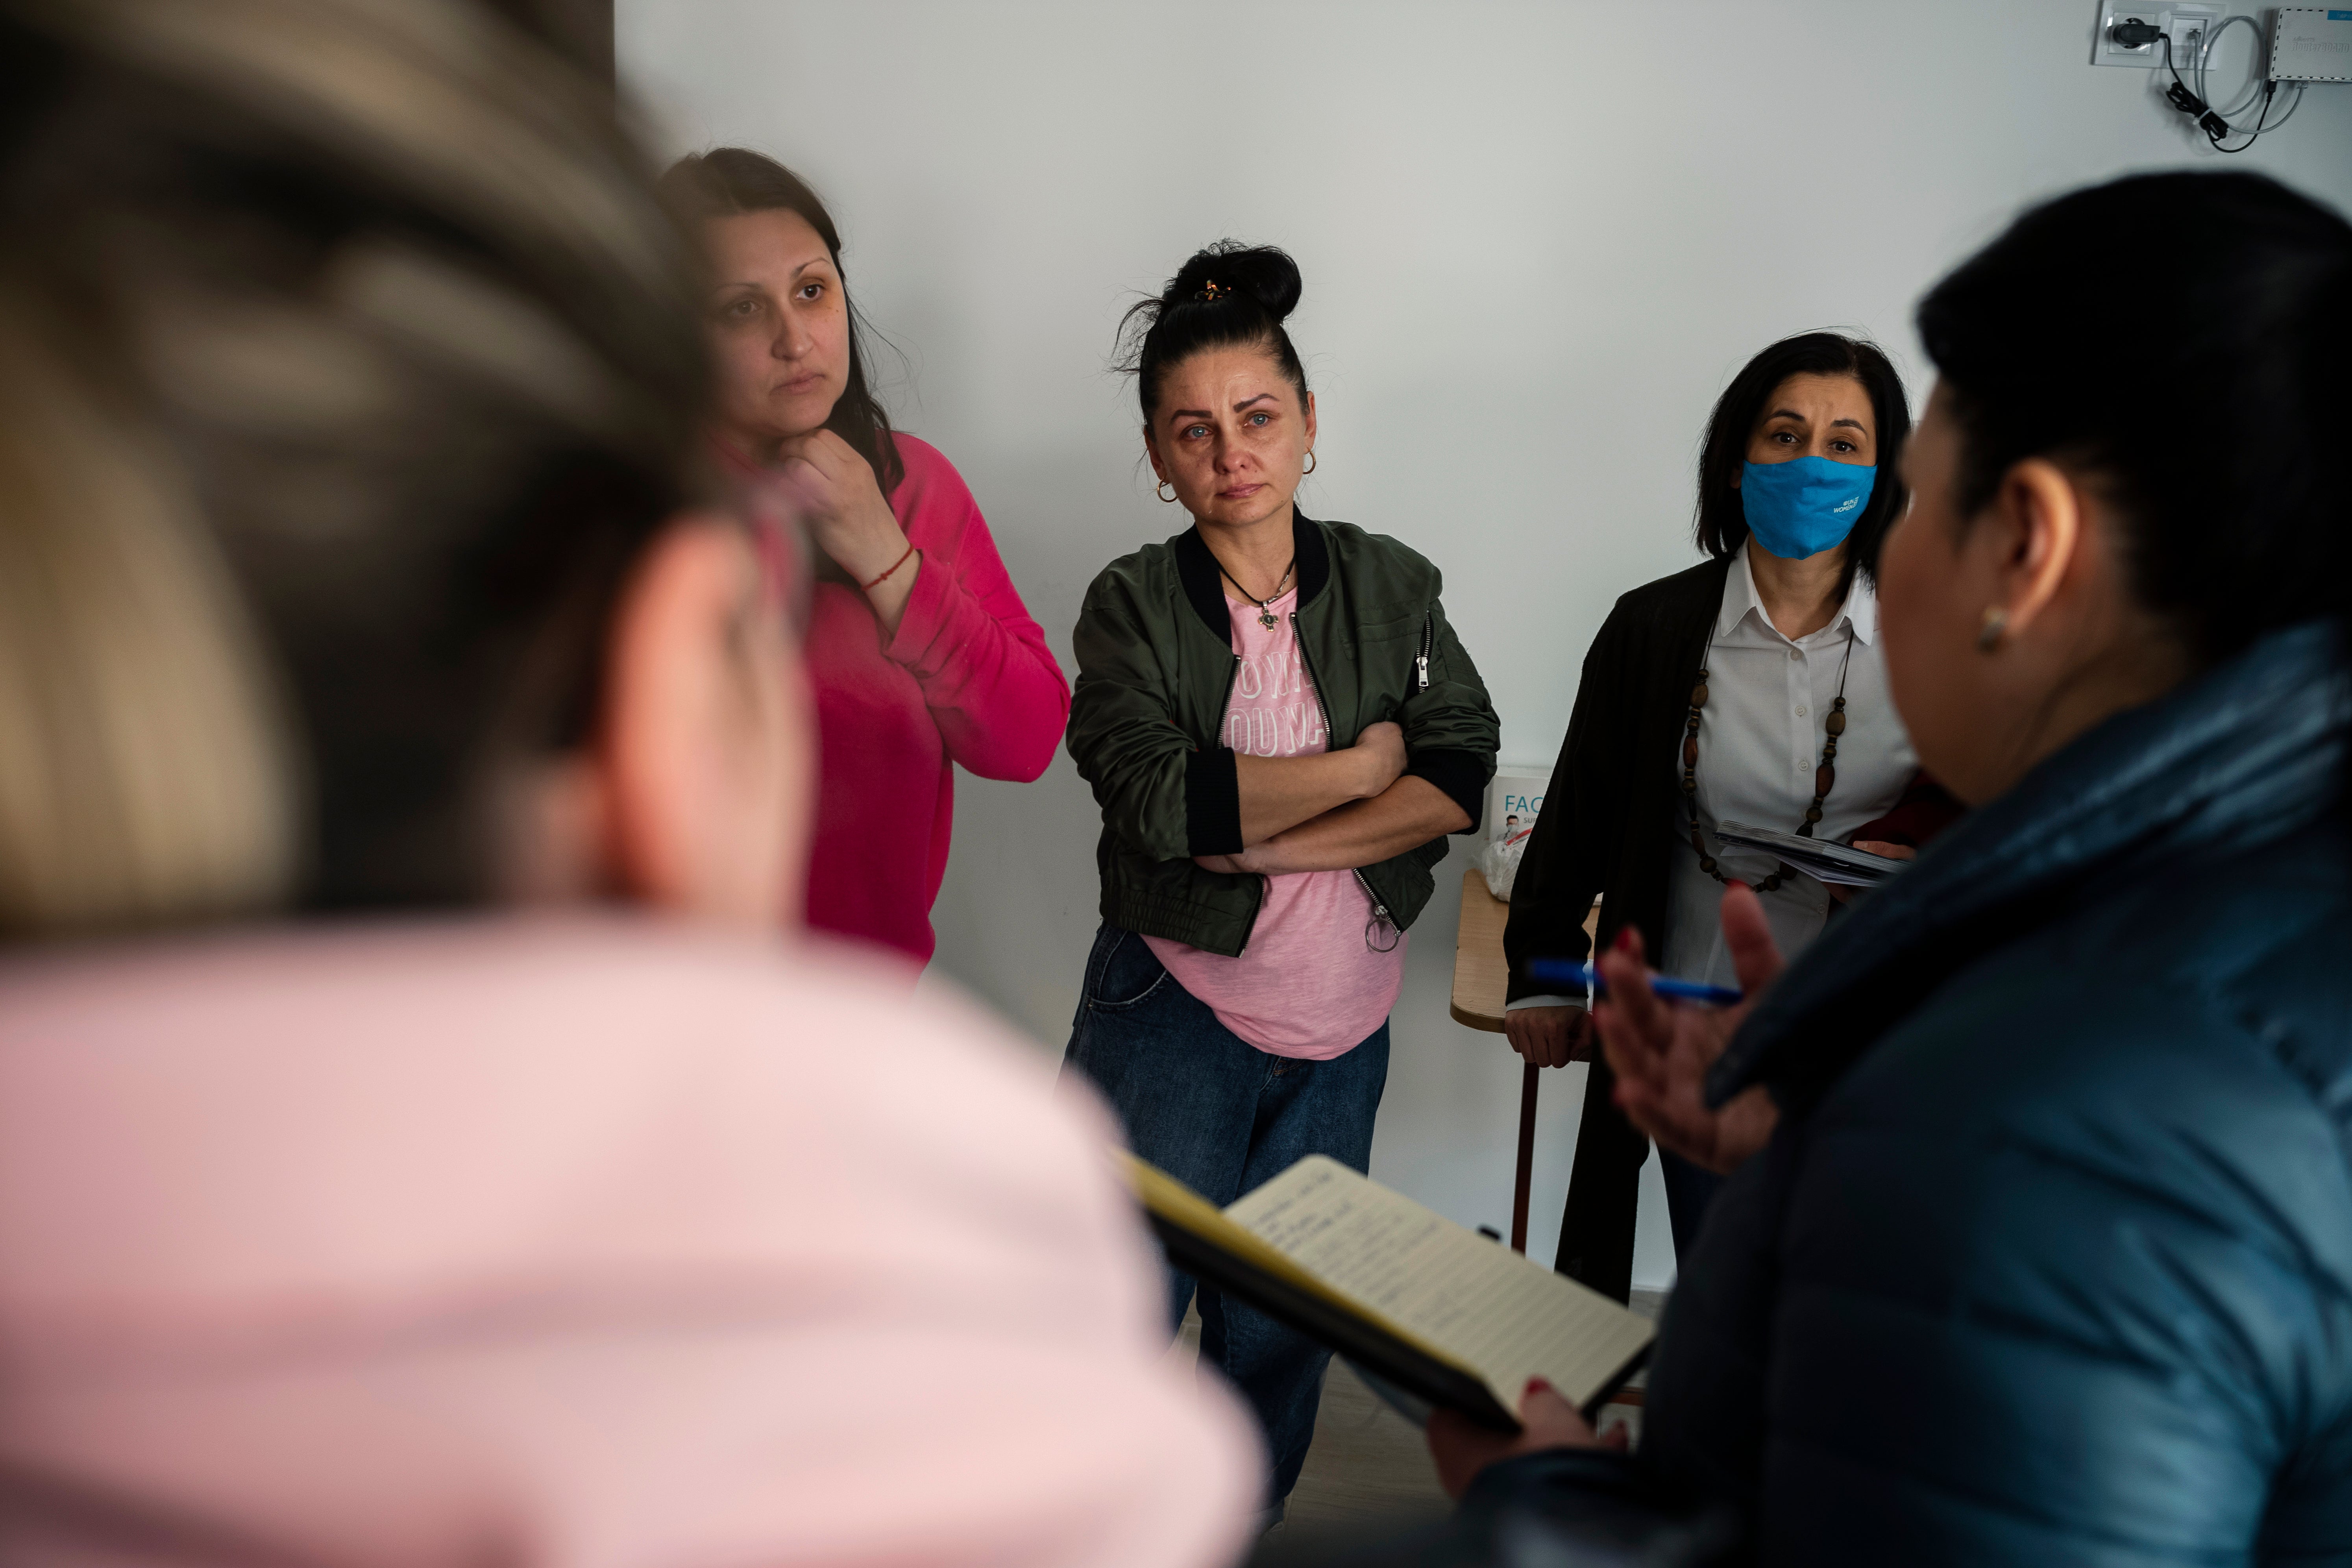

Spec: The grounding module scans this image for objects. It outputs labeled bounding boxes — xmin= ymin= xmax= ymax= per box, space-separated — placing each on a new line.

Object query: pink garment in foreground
xmin=0 ymin=918 xmax=1256 ymax=1566
xmin=791 ymin=433 xmax=1069 ymax=965
xmin=1145 ymin=588 xmax=1407 ymax=1060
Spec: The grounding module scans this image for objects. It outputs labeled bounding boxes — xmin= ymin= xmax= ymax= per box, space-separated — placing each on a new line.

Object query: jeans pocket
xmin=1085 ymin=926 xmax=1170 ymax=1012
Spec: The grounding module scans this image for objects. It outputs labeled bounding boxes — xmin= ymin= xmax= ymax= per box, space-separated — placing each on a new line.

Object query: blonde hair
xmin=0 ymin=0 xmax=708 ymax=937
xmin=0 ymin=289 xmax=297 ymax=935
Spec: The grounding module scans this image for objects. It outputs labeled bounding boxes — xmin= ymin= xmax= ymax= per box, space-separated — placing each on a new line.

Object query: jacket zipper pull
xmin=1353 ymin=869 xmax=1400 ymax=951
xmin=1415 ymin=616 xmax=1432 ymax=693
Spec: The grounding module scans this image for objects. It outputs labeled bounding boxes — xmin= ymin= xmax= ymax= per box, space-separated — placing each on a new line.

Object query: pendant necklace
xmin=1681 ymin=625 xmax=1857 ymax=894
xmin=1221 ymin=560 xmax=1296 ymax=629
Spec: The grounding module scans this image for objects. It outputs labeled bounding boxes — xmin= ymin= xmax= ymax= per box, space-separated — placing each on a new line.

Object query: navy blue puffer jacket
xmin=1433 ymin=621 xmax=2352 ymax=1565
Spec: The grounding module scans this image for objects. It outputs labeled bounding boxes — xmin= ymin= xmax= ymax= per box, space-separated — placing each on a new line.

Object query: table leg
xmin=1511 ymin=1060 xmax=1539 ymax=1253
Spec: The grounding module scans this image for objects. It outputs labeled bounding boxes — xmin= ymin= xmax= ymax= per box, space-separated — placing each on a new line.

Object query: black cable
xmin=2106 ymin=16 xmax=2290 ymax=152
xmin=2176 ymin=17 xmax=2287 ymax=153
xmin=2156 ymin=35 xmax=2234 ymax=141
xmin=2208 ymin=80 xmax=2280 ymax=153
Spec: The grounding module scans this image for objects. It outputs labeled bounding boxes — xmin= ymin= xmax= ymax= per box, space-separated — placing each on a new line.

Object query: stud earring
xmin=1977 ymin=606 xmax=2008 ymax=652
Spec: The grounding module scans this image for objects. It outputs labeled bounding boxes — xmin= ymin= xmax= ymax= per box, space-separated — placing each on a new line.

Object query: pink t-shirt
xmin=1144 ymin=590 xmax=1408 ymax=1060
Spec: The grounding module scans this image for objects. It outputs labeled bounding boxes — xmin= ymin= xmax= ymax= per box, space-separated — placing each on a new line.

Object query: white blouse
xmin=1662 ymin=542 xmax=1916 ymax=989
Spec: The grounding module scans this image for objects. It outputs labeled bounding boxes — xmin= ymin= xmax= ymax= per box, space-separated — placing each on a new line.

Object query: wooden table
xmin=1451 ymin=867 xmax=1597 ymax=1255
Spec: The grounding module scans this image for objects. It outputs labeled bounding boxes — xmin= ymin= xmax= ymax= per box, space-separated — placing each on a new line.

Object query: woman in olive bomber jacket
xmin=1067 ymin=508 xmax=1499 ymax=954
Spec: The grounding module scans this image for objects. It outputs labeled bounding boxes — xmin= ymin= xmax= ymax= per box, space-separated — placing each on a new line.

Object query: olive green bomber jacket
xmin=1068 ymin=512 xmax=1500 ymax=956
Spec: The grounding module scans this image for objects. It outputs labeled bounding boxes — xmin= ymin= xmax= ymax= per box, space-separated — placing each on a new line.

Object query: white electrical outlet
xmin=2091 ymin=2 xmax=2224 ymax=68
xmin=2169 ymin=10 xmax=2215 ymax=65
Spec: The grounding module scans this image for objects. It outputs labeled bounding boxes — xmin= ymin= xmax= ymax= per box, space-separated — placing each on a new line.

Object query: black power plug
xmin=2112 ymin=22 xmax=2238 ymax=139
xmin=2108 ymin=11 xmax=2284 ymax=153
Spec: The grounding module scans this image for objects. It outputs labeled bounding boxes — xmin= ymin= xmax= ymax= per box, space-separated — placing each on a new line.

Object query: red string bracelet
xmin=860 ymin=542 xmax=917 ymax=592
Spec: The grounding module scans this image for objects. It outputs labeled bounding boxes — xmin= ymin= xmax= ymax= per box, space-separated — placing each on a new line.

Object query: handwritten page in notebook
xmin=1224 ymin=1156 xmax=1654 ymax=1409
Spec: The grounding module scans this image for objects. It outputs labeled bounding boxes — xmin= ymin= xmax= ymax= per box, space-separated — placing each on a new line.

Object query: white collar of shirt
xmin=1717 ymin=539 xmax=1879 ymax=647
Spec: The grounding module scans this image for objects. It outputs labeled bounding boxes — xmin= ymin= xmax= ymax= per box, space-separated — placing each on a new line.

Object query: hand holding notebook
xmin=1427 ymin=1376 xmax=1620 ymax=1499
xmin=1711 ymin=819 xmax=1914 ymax=886
xmin=1125 ymin=1153 xmax=1653 ymax=1431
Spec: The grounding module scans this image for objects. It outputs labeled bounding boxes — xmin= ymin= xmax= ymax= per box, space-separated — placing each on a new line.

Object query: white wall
xmin=619 ymin=1 xmax=2352 ymax=1288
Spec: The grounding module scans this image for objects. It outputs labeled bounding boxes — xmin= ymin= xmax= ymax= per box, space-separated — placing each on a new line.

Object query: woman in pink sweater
xmin=664 ymin=150 xmax=1070 ymax=965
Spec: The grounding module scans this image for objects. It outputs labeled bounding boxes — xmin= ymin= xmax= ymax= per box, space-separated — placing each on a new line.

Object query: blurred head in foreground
xmin=1884 ymin=169 xmax=2352 ymax=802
xmin=0 ymin=4 xmax=1256 ymax=1563
xmin=0 ymin=0 xmax=805 ymax=940
xmin=1405 ymin=172 xmax=2352 ymax=1568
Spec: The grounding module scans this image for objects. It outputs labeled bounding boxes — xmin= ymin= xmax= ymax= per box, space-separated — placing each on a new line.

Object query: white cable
xmin=2189 ymin=13 xmax=2309 ymax=147
xmin=2212 ymin=81 xmax=2304 ymax=149
xmin=2192 ymin=15 xmax=2267 ymax=123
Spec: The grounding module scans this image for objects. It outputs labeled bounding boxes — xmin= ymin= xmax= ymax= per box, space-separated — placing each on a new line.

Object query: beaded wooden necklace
xmin=1680 ymin=624 xmax=1856 ymax=894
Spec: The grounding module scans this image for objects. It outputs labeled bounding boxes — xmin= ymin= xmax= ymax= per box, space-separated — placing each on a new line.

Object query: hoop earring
xmin=1156 ymin=480 xmax=1178 ymax=504
xmin=1977 ymin=606 xmax=2008 ymax=653
xmin=1302 ymin=451 xmax=1317 ymax=475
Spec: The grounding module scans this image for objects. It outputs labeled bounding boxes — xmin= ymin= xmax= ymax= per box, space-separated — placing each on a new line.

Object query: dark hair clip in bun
xmin=1197 ymin=281 xmax=1227 ymax=303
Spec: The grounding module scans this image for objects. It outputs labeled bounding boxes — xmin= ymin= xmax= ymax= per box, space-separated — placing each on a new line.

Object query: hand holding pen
xmin=1586 ymin=884 xmax=1786 ymax=1177
xmin=1512 ymin=952 xmax=1742 ymax=1074
xmin=1527 ymin=959 xmax=1744 ymax=1008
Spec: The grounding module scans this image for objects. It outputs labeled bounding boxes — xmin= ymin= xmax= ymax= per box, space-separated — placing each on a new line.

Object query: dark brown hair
xmin=660 ymin=148 xmax=904 ymax=494
xmin=1694 ymin=333 xmax=1912 ymax=587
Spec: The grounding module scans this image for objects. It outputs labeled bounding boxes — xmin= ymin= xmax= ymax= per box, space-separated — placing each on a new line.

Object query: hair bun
xmin=1165 ymin=242 xmax=1302 ymax=324
xmin=1119 ymin=239 xmax=1311 ymax=421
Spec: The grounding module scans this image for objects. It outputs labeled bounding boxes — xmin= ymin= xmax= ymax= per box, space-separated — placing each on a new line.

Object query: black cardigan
xmin=1503 ymin=557 xmax=1731 ymax=1002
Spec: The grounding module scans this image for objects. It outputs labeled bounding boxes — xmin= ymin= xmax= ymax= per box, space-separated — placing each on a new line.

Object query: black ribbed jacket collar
xmin=1170 ymin=508 xmax=1330 ymax=643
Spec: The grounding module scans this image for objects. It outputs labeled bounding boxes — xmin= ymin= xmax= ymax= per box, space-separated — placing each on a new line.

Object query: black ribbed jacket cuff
xmin=1406 ymin=748 xmax=1487 ymax=834
xmin=1184 ymin=748 xmax=1243 ymax=856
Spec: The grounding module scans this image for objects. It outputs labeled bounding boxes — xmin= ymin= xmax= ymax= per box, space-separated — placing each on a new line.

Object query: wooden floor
xmin=1172 ymin=1289 xmax=1662 ymax=1547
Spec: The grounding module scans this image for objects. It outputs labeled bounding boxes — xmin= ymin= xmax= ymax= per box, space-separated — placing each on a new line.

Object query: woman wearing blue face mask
xmin=1501 ymin=333 xmax=1936 ymax=1300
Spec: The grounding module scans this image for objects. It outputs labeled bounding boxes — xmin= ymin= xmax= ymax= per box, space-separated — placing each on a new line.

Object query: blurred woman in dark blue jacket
xmin=1398 ymin=170 xmax=2352 ymax=1566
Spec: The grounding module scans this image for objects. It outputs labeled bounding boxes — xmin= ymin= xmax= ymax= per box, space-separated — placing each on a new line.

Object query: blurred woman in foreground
xmin=0 ymin=3 xmax=1251 ymax=1562
xmin=662 ymin=149 xmax=1069 ymax=966
xmin=1409 ymin=171 xmax=2352 ymax=1565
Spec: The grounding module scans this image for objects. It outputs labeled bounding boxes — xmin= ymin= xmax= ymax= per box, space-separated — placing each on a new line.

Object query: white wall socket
xmin=2092 ymin=2 xmax=2224 ymax=67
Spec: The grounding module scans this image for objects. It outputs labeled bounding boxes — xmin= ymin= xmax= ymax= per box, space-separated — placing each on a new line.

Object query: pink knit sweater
xmin=0 ymin=918 xmax=1257 ymax=1564
xmin=797 ymin=434 xmax=1068 ymax=963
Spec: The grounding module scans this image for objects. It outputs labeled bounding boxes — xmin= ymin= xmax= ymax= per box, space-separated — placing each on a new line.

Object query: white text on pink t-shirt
xmin=1143 ymin=589 xmax=1407 ymax=1059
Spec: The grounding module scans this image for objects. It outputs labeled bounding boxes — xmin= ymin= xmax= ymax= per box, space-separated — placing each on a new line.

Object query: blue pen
xmin=1527 ymin=958 xmax=1744 ymax=1007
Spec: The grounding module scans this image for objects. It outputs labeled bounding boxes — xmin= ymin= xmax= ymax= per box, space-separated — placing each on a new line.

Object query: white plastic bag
xmin=1479 ymin=824 xmax=1533 ymax=900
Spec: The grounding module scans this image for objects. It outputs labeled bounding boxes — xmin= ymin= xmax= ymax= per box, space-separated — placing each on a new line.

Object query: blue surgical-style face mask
xmin=1739 ymin=455 xmax=1876 ymax=560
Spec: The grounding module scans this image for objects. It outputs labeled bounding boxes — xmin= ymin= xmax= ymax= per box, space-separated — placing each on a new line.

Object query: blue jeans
xmin=1061 ymin=924 xmax=1390 ymax=1504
